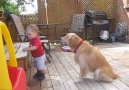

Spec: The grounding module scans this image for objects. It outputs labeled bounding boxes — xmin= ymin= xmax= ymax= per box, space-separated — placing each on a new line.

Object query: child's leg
xmin=35 ymin=54 xmax=46 ymax=80
xmin=38 ymin=70 xmax=45 ymax=73
xmin=36 ymin=70 xmax=45 ymax=80
xmin=37 ymin=55 xmax=46 ymax=73
xmin=33 ymin=59 xmax=39 ymax=78
xmin=33 ymin=56 xmax=45 ymax=79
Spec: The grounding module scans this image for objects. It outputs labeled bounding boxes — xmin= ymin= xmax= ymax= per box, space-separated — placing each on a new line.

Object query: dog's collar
xmin=74 ymin=40 xmax=83 ymax=53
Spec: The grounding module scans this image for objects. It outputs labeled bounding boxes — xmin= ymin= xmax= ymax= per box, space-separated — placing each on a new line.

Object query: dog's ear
xmin=75 ymin=36 xmax=78 ymax=40
xmin=65 ymin=34 xmax=73 ymax=39
xmin=70 ymin=35 xmax=78 ymax=40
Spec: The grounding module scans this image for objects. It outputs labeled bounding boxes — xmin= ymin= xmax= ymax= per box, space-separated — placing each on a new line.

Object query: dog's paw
xmin=74 ymin=78 xmax=83 ymax=83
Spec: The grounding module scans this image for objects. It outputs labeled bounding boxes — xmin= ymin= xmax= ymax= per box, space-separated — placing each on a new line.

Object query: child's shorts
xmin=33 ymin=54 xmax=46 ymax=70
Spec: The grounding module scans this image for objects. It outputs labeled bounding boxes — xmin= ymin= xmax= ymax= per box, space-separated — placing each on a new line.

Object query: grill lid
xmin=85 ymin=10 xmax=107 ymax=20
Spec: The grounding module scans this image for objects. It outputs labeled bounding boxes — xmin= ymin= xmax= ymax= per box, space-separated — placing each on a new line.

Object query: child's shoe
xmin=33 ymin=72 xmax=40 ymax=78
xmin=36 ymin=73 xmax=45 ymax=81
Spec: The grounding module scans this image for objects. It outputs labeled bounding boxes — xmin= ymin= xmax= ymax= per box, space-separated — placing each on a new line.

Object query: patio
xmin=27 ymin=42 xmax=129 ymax=90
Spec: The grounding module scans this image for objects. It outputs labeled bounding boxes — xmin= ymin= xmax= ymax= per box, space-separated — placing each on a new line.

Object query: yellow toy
xmin=0 ymin=21 xmax=26 ymax=90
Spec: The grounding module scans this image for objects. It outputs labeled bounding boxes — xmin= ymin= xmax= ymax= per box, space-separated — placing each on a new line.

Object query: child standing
xmin=23 ymin=24 xmax=46 ymax=81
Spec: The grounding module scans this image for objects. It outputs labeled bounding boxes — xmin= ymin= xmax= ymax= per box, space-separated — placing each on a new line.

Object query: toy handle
xmin=0 ymin=21 xmax=17 ymax=67
xmin=0 ymin=21 xmax=17 ymax=89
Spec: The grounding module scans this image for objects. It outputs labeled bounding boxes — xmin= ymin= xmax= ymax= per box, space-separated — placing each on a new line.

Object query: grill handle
xmin=96 ymin=14 xmax=106 ymax=16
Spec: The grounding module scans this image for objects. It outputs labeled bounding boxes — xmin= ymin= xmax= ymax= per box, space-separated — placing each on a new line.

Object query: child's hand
xmin=23 ymin=48 xmax=28 ymax=51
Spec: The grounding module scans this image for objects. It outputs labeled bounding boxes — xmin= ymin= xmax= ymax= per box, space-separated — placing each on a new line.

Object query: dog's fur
xmin=64 ymin=33 xmax=118 ymax=83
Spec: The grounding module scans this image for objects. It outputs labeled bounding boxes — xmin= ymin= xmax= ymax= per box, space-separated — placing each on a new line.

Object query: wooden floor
xmin=27 ymin=42 xmax=129 ymax=90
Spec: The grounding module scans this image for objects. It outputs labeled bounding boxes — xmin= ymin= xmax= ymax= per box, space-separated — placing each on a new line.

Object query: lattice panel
xmin=20 ymin=14 xmax=38 ymax=28
xmin=92 ymin=0 xmax=114 ymax=18
xmin=80 ymin=0 xmax=115 ymax=18
xmin=38 ymin=0 xmax=80 ymax=24
xmin=38 ymin=0 xmax=115 ymax=24
xmin=38 ymin=0 xmax=115 ymax=40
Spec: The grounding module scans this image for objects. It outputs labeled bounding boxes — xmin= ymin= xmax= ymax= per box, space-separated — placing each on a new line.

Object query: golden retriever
xmin=64 ymin=33 xmax=118 ymax=83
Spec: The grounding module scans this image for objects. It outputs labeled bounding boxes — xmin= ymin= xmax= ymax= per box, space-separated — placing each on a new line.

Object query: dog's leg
xmin=75 ymin=67 xmax=87 ymax=83
xmin=99 ymin=72 xmax=113 ymax=83
xmin=75 ymin=59 xmax=88 ymax=83
xmin=94 ymin=68 xmax=113 ymax=83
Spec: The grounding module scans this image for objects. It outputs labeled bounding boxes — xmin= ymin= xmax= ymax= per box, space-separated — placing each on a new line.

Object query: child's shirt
xmin=29 ymin=37 xmax=44 ymax=58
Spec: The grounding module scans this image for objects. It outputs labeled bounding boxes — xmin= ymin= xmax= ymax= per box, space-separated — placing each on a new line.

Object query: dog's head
xmin=64 ymin=33 xmax=82 ymax=51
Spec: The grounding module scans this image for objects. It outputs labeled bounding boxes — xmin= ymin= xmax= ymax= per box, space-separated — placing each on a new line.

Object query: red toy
xmin=61 ymin=46 xmax=72 ymax=52
xmin=0 ymin=21 xmax=26 ymax=90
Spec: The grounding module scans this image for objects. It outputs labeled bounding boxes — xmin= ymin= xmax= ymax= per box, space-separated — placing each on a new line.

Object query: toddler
xmin=23 ymin=24 xmax=46 ymax=81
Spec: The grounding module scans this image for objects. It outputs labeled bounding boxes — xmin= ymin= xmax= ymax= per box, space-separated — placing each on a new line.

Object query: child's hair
xmin=26 ymin=24 xmax=39 ymax=35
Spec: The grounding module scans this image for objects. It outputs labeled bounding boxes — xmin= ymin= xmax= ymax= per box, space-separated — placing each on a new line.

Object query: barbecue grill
xmin=84 ymin=10 xmax=110 ymax=44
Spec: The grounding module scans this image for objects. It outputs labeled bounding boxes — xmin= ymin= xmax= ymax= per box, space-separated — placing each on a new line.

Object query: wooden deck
xmin=27 ymin=42 xmax=129 ymax=90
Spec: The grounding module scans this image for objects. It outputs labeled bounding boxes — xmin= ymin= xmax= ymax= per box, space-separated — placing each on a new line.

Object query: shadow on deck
xmin=27 ymin=42 xmax=129 ymax=90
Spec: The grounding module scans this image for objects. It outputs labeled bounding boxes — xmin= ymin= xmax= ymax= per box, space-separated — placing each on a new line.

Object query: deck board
xmin=45 ymin=52 xmax=66 ymax=90
xmin=27 ymin=43 xmax=129 ymax=90
xmin=51 ymin=50 xmax=78 ymax=90
xmin=41 ymin=65 xmax=53 ymax=90
xmin=29 ymin=65 xmax=41 ymax=90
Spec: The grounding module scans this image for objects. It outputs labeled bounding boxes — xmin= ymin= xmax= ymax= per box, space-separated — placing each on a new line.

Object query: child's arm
xmin=23 ymin=46 xmax=37 ymax=51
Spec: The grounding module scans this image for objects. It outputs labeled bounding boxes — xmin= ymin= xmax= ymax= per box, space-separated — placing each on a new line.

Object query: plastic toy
xmin=61 ymin=46 xmax=72 ymax=52
xmin=0 ymin=21 xmax=26 ymax=90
